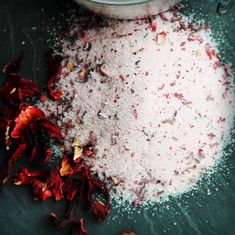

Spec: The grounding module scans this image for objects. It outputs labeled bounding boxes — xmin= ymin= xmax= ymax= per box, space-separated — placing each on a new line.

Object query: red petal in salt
xmin=82 ymin=144 xmax=94 ymax=157
xmin=205 ymin=43 xmax=216 ymax=60
xmin=214 ymin=60 xmax=222 ymax=70
xmin=174 ymin=92 xmax=184 ymax=100
xmin=159 ymin=12 xmax=168 ymax=21
xmin=156 ymin=32 xmax=167 ymax=45
xmin=50 ymin=90 xmax=63 ymax=100
xmin=133 ymin=109 xmax=138 ymax=119
xmin=40 ymin=95 xmax=47 ymax=102
xmin=150 ymin=20 xmax=157 ymax=32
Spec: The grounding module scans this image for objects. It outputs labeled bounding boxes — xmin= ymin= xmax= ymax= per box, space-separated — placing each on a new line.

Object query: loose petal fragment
xmin=11 ymin=105 xmax=45 ymax=138
xmin=63 ymin=177 xmax=79 ymax=201
xmin=32 ymin=179 xmax=52 ymax=201
xmin=50 ymin=166 xmax=64 ymax=201
xmin=0 ymin=143 xmax=27 ymax=184
xmin=37 ymin=119 xmax=62 ymax=139
xmin=0 ymin=73 xmax=40 ymax=105
xmin=2 ymin=52 xmax=24 ymax=74
xmin=60 ymin=156 xmax=73 ymax=176
xmin=156 ymin=32 xmax=167 ymax=45
xmin=205 ymin=43 xmax=216 ymax=60
xmin=72 ymin=218 xmax=88 ymax=235
xmin=151 ymin=20 xmax=157 ymax=32
xmin=13 ymin=168 xmax=49 ymax=185
xmin=50 ymin=212 xmax=71 ymax=228
xmin=92 ymin=201 xmax=110 ymax=221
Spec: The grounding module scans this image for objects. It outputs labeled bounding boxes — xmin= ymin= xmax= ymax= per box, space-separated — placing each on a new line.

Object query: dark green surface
xmin=0 ymin=0 xmax=235 ymax=234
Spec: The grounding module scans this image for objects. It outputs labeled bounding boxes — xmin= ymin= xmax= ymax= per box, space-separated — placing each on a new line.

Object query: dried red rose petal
xmin=51 ymin=205 xmax=88 ymax=235
xmin=0 ymin=143 xmax=27 ymax=184
xmin=79 ymin=169 xmax=110 ymax=219
xmin=36 ymin=119 xmax=62 ymax=139
xmin=72 ymin=218 xmax=88 ymax=235
xmin=14 ymin=167 xmax=63 ymax=201
xmin=8 ymin=104 xmax=62 ymax=165
xmin=0 ymin=73 xmax=40 ymax=105
xmin=82 ymin=145 xmax=94 ymax=157
xmin=78 ymin=169 xmax=93 ymax=207
xmin=50 ymin=199 xmax=77 ymax=229
xmin=92 ymin=201 xmax=110 ymax=221
xmin=29 ymin=145 xmax=53 ymax=165
xmin=32 ymin=179 xmax=52 ymax=201
xmin=60 ymin=156 xmax=73 ymax=176
xmin=49 ymin=166 xmax=64 ymax=201
xmin=2 ymin=52 xmax=24 ymax=74
xmin=11 ymin=105 xmax=45 ymax=139
xmin=50 ymin=212 xmax=71 ymax=228
xmin=63 ymin=177 xmax=79 ymax=201
xmin=0 ymin=119 xmax=8 ymax=145
xmin=13 ymin=168 xmax=49 ymax=185
xmin=0 ymin=52 xmax=112 ymax=234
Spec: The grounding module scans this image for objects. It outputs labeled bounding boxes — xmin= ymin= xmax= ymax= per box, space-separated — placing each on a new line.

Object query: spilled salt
xmin=38 ymin=10 xmax=234 ymax=203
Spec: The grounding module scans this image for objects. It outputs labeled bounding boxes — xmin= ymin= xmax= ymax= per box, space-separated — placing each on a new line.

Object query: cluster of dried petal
xmin=0 ymin=53 xmax=111 ymax=235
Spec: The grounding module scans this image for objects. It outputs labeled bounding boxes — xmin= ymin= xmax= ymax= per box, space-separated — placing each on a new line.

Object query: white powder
xmin=38 ymin=11 xmax=234 ymax=203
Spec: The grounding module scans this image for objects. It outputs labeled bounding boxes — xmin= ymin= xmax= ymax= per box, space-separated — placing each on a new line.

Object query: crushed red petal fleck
xmin=159 ymin=12 xmax=168 ymax=21
xmin=119 ymin=74 xmax=126 ymax=82
xmin=150 ymin=19 xmax=157 ymax=32
xmin=133 ymin=109 xmax=138 ymax=119
xmin=40 ymin=95 xmax=47 ymax=102
xmin=205 ymin=43 xmax=216 ymax=60
xmin=214 ymin=60 xmax=222 ymax=69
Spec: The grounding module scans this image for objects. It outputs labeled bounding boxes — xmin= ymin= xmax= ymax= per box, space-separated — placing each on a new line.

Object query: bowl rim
xmin=82 ymin=0 xmax=154 ymax=6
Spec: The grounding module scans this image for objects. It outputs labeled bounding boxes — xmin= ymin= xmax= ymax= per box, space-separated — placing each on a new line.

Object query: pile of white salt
xmin=38 ymin=10 xmax=234 ymax=203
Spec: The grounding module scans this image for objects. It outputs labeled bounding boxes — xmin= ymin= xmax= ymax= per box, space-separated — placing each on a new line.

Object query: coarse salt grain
xmin=38 ymin=11 xmax=234 ymax=203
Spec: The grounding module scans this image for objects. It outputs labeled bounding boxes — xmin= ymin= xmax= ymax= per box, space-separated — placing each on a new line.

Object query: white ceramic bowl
xmin=75 ymin=0 xmax=181 ymax=19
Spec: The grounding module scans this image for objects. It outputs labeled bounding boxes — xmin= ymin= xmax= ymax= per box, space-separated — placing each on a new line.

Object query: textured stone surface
xmin=0 ymin=0 xmax=234 ymax=234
